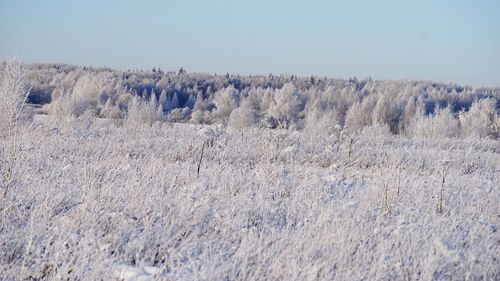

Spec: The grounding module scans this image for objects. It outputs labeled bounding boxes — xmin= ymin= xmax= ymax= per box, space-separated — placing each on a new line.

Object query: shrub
xmin=0 ymin=58 xmax=30 ymax=193
xmin=360 ymin=123 xmax=392 ymax=138
xmin=371 ymin=95 xmax=403 ymax=133
xmin=0 ymin=59 xmax=30 ymax=135
xmin=43 ymin=87 xmax=74 ymax=126
xmin=303 ymin=110 xmax=340 ymax=136
xmin=126 ymin=94 xmax=163 ymax=127
xmin=459 ymin=99 xmax=499 ymax=139
xmin=70 ymin=74 xmax=106 ymax=116
xmin=168 ymin=107 xmax=191 ymax=123
xmin=406 ymin=106 xmax=460 ymax=138
xmin=99 ymin=96 xmax=123 ymax=119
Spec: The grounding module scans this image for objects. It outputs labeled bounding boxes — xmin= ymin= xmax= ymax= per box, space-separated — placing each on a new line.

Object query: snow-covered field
xmin=1 ymin=115 xmax=498 ymax=280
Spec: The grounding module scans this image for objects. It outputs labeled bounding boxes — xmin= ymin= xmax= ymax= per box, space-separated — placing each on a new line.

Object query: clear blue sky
xmin=1 ymin=0 xmax=499 ymax=86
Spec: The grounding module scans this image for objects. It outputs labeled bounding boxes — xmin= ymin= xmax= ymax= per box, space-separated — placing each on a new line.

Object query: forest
xmin=22 ymin=62 xmax=500 ymax=139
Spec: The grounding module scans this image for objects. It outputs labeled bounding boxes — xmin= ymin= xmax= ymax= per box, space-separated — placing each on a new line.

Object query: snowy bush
xmin=360 ymin=122 xmax=392 ymax=138
xmin=43 ymin=87 xmax=75 ymax=127
xmin=69 ymin=73 xmax=106 ymax=116
xmin=167 ymin=107 xmax=191 ymax=122
xmin=303 ymin=110 xmax=340 ymax=136
xmin=459 ymin=99 xmax=499 ymax=139
xmin=406 ymin=106 xmax=460 ymax=139
xmin=125 ymin=94 xmax=163 ymax=127
xmin=0 ymin=59 xmax=31 ymax=195
xmin=99 ymin=97 xmax=123 ymax=119
xmin=0 ymin=59 xmax=30 ymax=135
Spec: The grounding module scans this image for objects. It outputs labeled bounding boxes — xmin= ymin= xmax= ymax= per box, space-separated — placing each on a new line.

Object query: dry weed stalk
xmin=340 ymin=129 xmax=354 ymax=159
xmin=197 ymin=140 xmax=207 ymax=178
xmin=436 ymin=163 xmax=449 ymax=214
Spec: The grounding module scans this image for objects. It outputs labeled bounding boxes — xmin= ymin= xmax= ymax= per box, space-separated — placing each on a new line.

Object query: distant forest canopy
xmin=13 ymin=63 xmax=500 ymax=138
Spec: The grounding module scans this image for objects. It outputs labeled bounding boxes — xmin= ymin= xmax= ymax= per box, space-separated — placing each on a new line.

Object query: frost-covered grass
xmin=1 ymin=115 xmax=498 ymax=280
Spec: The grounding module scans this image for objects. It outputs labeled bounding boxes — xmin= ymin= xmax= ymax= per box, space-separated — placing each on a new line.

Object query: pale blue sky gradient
xmin=1 ymin=0 xmax=499 ymax=86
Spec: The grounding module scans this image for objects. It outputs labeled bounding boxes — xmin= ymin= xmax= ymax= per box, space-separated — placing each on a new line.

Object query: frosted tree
xmin=303 ymin=93 xmax=341 ymax=136
xmin=371 ymin=95 xmax=403 ymax=133
xmin=228 ymin=99 xmax=258 ymax=129
xmin=166 ymin=92 xmax=180 ymax=113
xmin=70 ymin=73 xmax=108 ymax=116
xmin=345 ymin=95 xmax=376 ymax=133
xmin=267 ymin=83 xmax=304 ymax=129
xmin=158 ymin=89 xmax=168 ymax=113
xmin=253 ymin=87 xmax=274 ymax=114
xmin=211 ymin=85 xmax=239 ymax=124
xmin=191 ymin=92 xmax=211 ymax=124
xmin=402 ymin=98 xmax=417 ymax=131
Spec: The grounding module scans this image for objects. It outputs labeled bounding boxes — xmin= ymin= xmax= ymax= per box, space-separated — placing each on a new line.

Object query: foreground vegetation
xmin=1 ymin=117 xmax=498 ymax=280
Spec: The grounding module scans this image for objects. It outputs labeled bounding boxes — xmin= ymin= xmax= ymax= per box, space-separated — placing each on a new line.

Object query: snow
xmin=115 ymin=265 xmax=161 ymax=281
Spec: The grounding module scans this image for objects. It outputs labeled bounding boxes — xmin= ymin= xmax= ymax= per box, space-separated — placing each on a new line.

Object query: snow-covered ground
xmin=1 ymin=116 xmax=498 ymax=280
